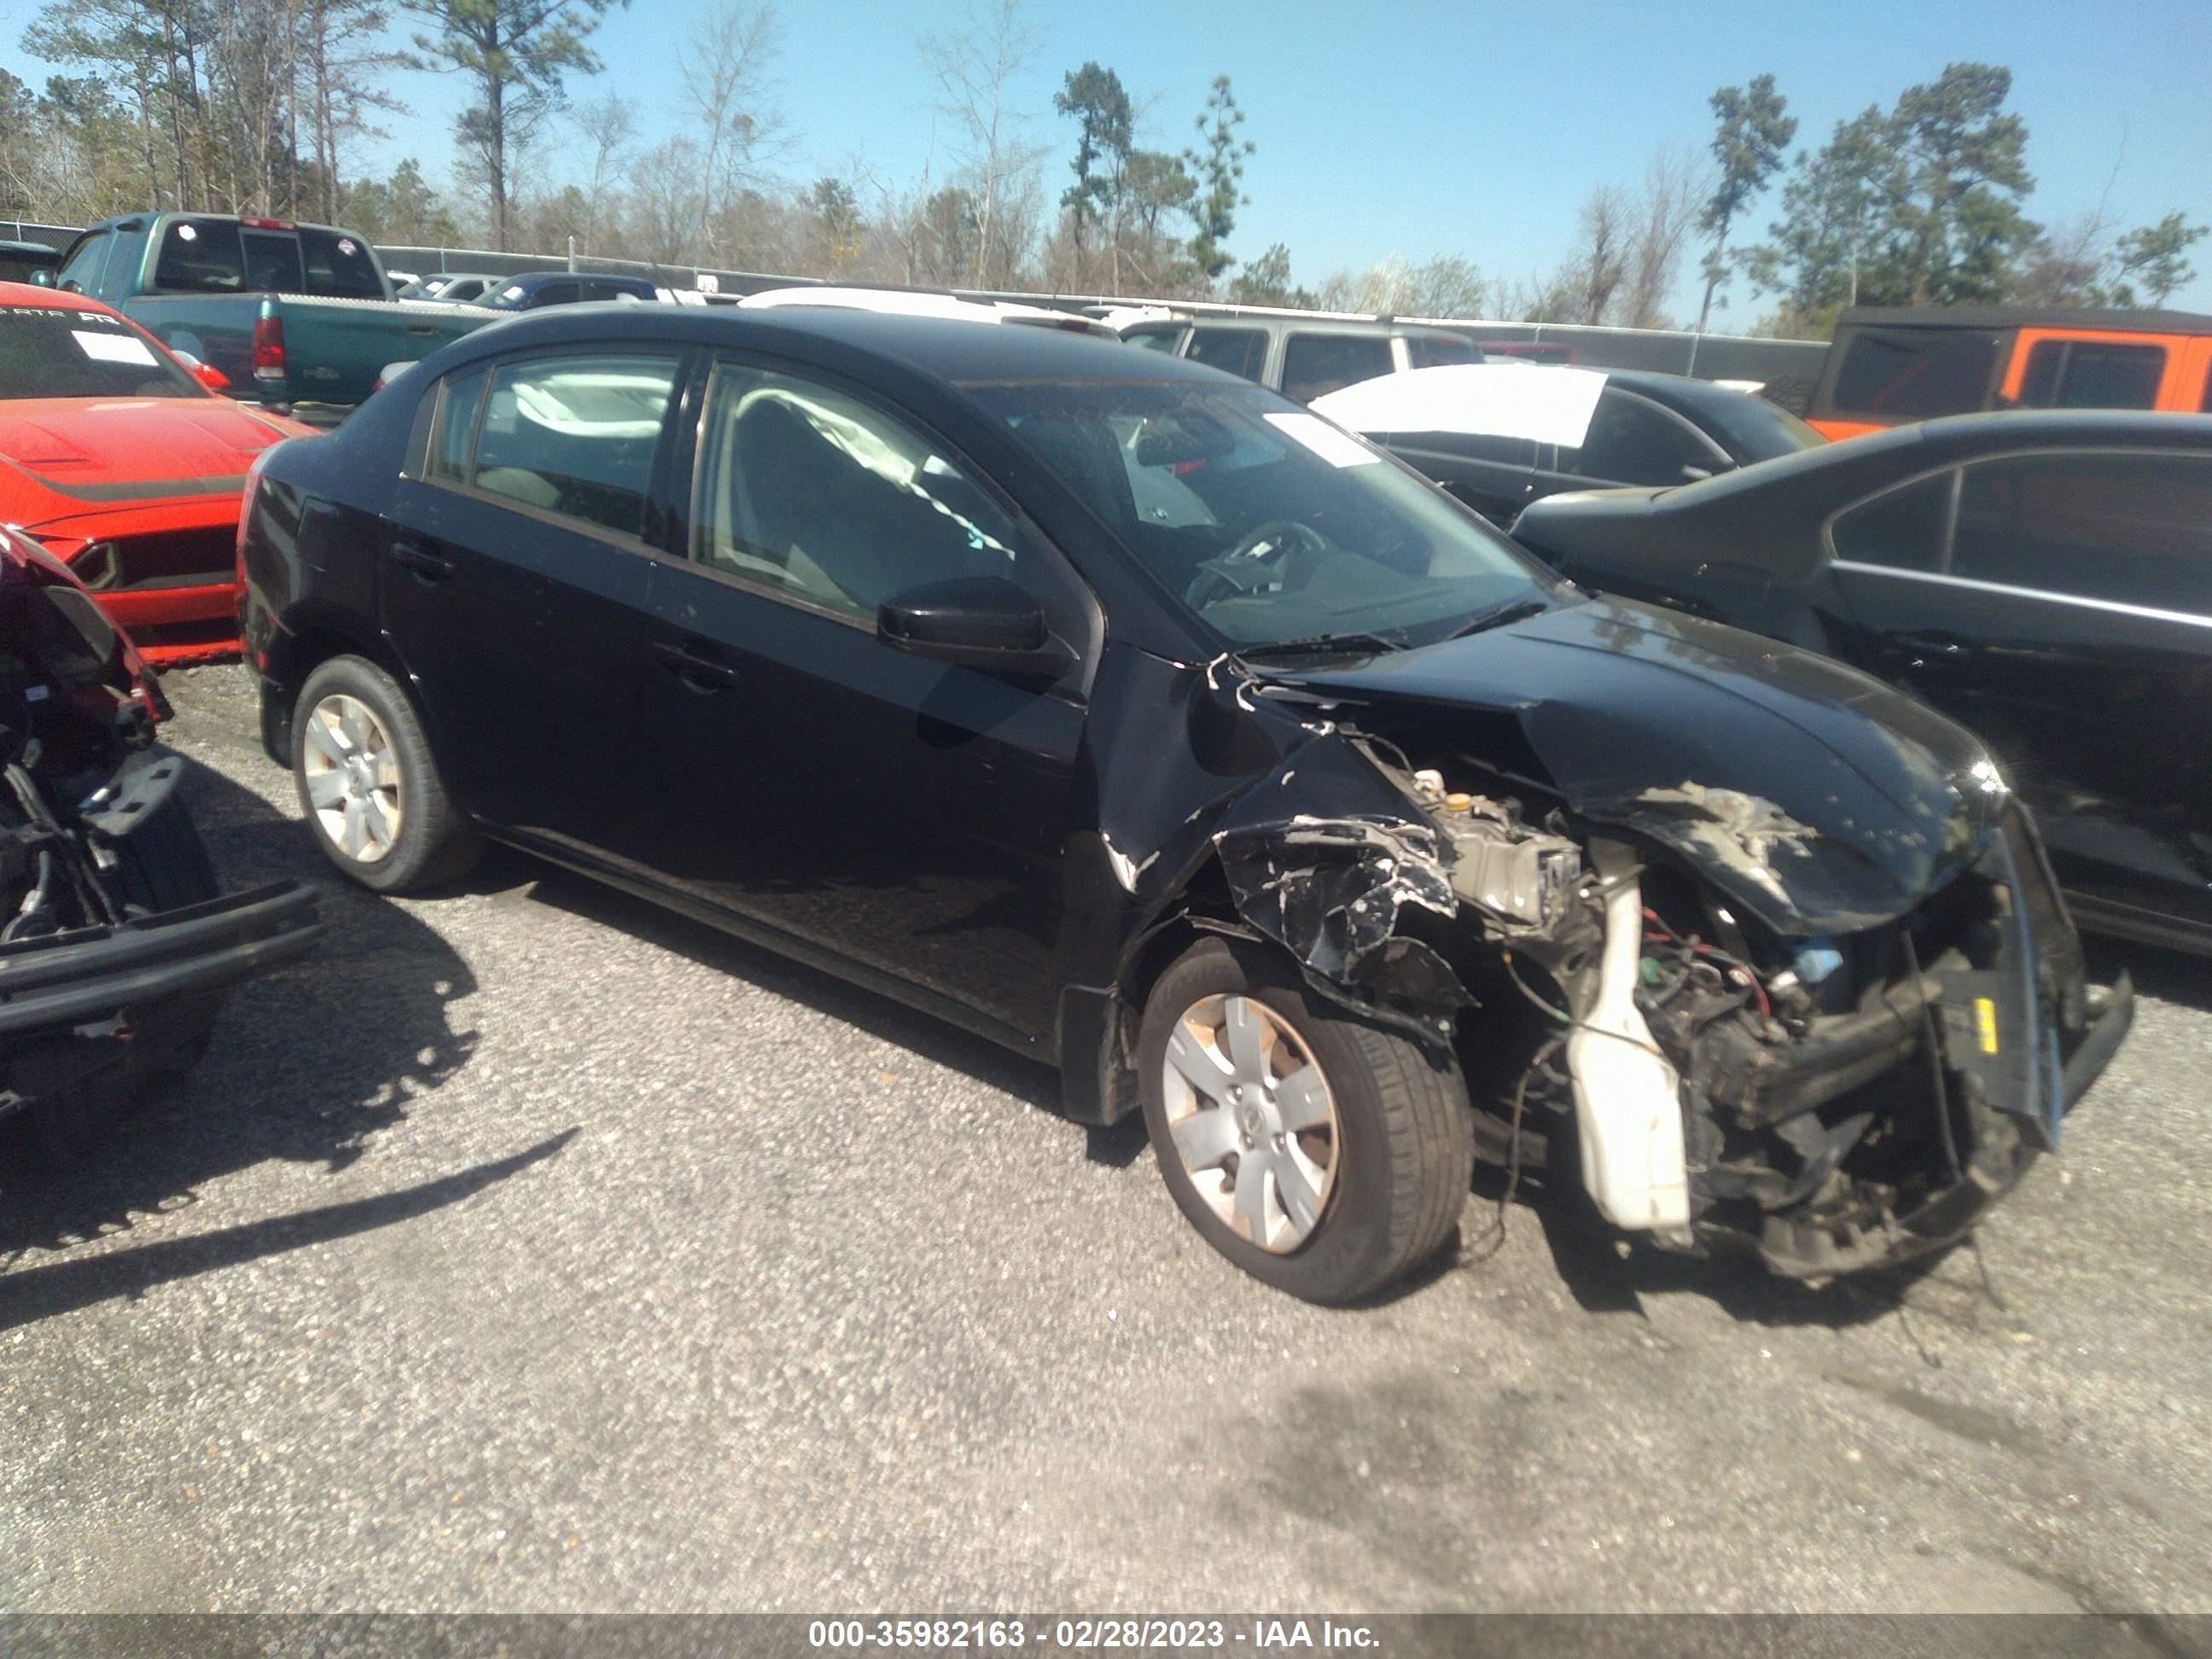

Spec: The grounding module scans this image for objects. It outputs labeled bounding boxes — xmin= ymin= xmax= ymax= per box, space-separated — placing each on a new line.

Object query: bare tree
xmin=1574 ymin=184 xmax=1628 ymax=323
xmin=1617 ymin=144 xmax=1708 ymax=329
xmin=683 ymin=0 xmax=785 ymax=265
xmin=918 ymin=0 xmax=1046 ymax=286
xmin=568 ymin=90 xmax=636 ymax=249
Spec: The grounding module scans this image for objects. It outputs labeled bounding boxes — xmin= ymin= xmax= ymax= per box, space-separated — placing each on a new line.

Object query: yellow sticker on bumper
xmin=1975 ymin=997 xmax=2000 ymax=1055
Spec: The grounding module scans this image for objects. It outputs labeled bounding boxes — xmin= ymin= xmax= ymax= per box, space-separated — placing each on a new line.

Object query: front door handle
xmin=652 ymin=638 xmax=740 ymax=692
xmin=391 ymin=542 xmax=454 ymax=582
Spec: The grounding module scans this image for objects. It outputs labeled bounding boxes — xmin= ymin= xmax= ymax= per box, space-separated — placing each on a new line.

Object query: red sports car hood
xmin=0 ymin=398 xmax=300 ymax=518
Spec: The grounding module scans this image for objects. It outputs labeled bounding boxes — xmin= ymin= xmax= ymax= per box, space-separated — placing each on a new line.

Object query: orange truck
xmin=1805 ymin=305 xmax=2212 ymax=439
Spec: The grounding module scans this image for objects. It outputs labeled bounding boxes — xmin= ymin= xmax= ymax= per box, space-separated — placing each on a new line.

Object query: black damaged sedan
xmin=237 ymin=305 xmax=2131 ymax=1301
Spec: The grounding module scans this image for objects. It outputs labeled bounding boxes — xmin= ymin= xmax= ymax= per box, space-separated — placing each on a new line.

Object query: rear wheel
xmin=1138 ymin=937 xmax=1474 ymax=1303
xmin=293 ymin=655 xmax=480 ymax=893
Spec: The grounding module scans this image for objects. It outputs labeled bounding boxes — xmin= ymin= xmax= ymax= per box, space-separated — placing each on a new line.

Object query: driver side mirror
xmin=29 ymin=270 xmax=54 ymax=288
xmin=877 ymin=575 xmax=1074 ymax=678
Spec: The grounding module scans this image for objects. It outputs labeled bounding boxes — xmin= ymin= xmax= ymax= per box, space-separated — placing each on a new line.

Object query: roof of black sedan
xmin=457 ymin=300 xmax=1229 ymax=385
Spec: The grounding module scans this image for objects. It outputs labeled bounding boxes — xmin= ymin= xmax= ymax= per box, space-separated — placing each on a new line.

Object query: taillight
xmin=236 ymin=443 xmax=279 ymax=585
xmin=252 ymin=314 xmax=286 ymax=382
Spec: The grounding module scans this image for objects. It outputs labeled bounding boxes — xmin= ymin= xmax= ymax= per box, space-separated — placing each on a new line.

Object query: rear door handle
xmin=391 ymin=542 xmax=454 ymax=582
xmin=652 ymin=638 xmax=740 ymax=691
xmin=405 ymin=322 xmax=441 ymax=336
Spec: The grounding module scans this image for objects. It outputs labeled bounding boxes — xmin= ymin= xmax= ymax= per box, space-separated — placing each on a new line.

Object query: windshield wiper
xmin=1442 ymin=598 xmax=1549 ymax=642
xmin=1236 ymin=630 xmax=1406 ymax=660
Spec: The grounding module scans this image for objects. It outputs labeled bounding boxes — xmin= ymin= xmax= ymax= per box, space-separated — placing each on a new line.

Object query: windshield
xmin=966 ymin=380 xmax=1554 ymax=650
xmin=0 ymin=305 xmax=203 ymax=399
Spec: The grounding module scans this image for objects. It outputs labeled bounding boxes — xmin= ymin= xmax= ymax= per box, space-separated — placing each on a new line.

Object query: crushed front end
xmin=1206 ymin=716 xmax=2129 ymax=1279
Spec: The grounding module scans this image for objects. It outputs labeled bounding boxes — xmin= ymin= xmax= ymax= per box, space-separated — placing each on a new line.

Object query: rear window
xmin=1828 ymin=328 xmax=2004 ymax=420
xmin=1281 ymin=334 xmax=1394 ymax=404
xmin=300 ymin=228 xmax=384 ymax=298
xmin=1121 ymin=324 xmax=1185 ymax=354
xmin=1185 ymin=326 xmax=1267 ymax=381
xmin=1406 ymin=334 xmax=1480 ymax=369
xmin=154 ymin=219 xmax=249 ymax=292
xmin=2017 ymin=340 xmax=2165 ymax=410
xmin=0 ymin=304 xmax=201 ymax=399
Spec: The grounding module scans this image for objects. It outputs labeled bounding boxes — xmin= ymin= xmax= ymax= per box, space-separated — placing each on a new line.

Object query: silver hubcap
xmin=1161 ymin=994 xmax=1340 ymax=1253
xmin=301 ymin=694 xmax=404 ymax=864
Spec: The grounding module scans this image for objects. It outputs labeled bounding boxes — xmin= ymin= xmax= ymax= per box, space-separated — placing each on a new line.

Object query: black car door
xmin=1829 ymin=449 xmax=2212 ymax=933
xmin=619 ymin=356 xmax=1097 ymax=1045
xmin=380 ymin=347 xmax=687 ymax=857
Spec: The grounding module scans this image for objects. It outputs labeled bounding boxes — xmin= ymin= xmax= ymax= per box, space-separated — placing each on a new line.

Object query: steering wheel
xmin=1184 ymin=520 xmax=1332 ymax=610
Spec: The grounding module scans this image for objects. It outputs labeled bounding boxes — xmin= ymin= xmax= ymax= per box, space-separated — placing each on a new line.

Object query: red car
xmin=0 ymin=281 xmax=311 ymax=665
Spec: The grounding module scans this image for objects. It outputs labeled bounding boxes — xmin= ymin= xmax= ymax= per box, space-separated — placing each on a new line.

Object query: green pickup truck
xmin=47 ymin=212 xmax=496 ymax=424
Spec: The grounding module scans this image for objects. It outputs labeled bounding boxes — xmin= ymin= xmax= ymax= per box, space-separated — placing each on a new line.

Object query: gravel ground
xmin=3 ymin=663 xmax=2209 ymax=1619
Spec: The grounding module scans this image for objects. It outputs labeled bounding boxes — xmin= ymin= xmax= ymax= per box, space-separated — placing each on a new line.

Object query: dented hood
xmin=1260 ymin=597 xmax=2003 ymax=935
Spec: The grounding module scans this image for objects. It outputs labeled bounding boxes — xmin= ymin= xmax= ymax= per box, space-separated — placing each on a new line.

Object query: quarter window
xmin=1185 ymin=326 xmax=1267 ymax=381
xmin=1280 ymin=334 xmax=1393 ymax=404
xmin=690 ymin=364 xmax=1027 ymax=621
xmin=440 ymin=353 xmax=679 ymax=538
xmin=1951 ymin=451 xmax=2212 ymax=614
xmin=1830 ymin=471 xmax=1954 ymax=572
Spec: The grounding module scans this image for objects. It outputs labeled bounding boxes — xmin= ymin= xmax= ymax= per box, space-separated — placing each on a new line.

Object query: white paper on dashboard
xmin=1264 ymin=411 xmax=1382 ymax=468
xmin=73 ymin=329 xmax=160 ymax=366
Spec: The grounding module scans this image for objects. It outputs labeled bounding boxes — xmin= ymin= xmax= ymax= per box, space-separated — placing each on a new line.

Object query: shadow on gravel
xmin=0 ymin=760 xmax=481 ymax=1275
xmin=489 ymin=857 xmax=1066 ymax=1117
xmin=0 ymin=1130 xmax=574 ymax=1334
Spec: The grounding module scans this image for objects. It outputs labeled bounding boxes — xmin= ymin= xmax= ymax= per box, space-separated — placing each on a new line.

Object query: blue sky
xmin=5 ymin=0 xmax=2209 ymax=316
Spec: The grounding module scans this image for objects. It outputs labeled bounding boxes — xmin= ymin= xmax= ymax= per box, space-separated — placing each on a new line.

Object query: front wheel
xmin=1138 ymin=938 xmax=1474 ymax=1303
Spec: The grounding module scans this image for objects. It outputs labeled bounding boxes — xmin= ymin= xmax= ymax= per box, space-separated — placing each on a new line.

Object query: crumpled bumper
xmin=0 ymin=880 xmax=322 ymax=1043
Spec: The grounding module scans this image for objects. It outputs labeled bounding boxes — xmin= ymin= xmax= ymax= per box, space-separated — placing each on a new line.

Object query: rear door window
xmin=1560 ymin=388 xmax=1725 ymax=486
xmin=2016 ymin=340 xmax=2166 ymax=410
xmin=532 ymin=281 xmax=583 ymax=308
xmin=1950 ymin=451 xmax=2212 ymax=614
xmin=1185 ymin=326 xmax=1267 ymax=381
xmin=1280 ymin=334 xmax=1393 ymax=404
xmin=1828 ymin=328 xmax=2005 ymax=420
xmin=154 ymin=219 xmax=248 ymax=292
xmin=1829 ymin=471 xmax=1956 ymax=572
xmin=453 ymin=353 xmax=682 ymax=539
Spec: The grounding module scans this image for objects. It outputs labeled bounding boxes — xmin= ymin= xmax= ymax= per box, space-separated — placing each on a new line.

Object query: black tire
xmin=1138 ymin=937 xmax=1475 ymax=1303
xmin=292 ymin=655 xmax=480 ymax=893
